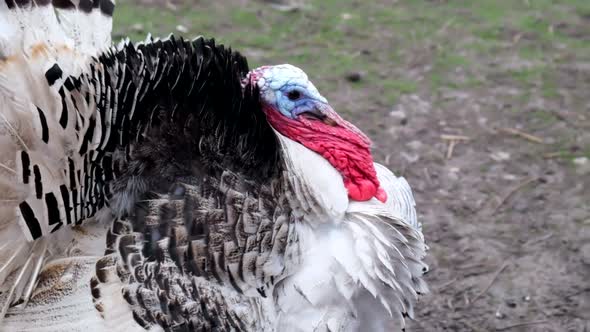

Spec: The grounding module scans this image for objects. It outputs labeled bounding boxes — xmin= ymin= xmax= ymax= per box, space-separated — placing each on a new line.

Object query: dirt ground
xmin=115 ymin=1 xmax=590 ymax=331
xmin=345 ymin=23 xmax=590 ymax=332
xmin=387 ymin=72 xmax=590 ymax=331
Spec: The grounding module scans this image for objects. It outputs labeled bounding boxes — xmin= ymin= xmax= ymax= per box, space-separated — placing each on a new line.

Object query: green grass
xmin=531 ymin=110 xmax=558 ymax=125
xmin=546 ymin=149 xmax=590 ymax=163
xmin=111 ymin=0 xmax=590 ymax=112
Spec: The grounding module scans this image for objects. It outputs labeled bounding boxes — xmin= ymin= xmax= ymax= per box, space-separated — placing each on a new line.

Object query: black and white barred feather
xmin=13 ymin=33 xmax=277 ymax=241
xmin=1 ymin=0 xmax=116 ymax=321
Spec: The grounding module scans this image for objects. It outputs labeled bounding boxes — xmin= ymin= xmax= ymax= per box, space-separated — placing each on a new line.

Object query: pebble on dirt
xmin=176 ymin=25 xmax=189 ymax=33
xmin=345 ymin=71 xmax=363 ymax=82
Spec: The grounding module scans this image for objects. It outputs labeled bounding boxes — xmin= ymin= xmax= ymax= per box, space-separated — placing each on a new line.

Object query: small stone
xmin=505 ymin=299 xmax=517 ymax=308
xmin=402 ymin=152 xmax=420 ymax=164
xmin=406 ymin=140 xmax=422 ymax=150
xmin=165 ymin=1 xmax=178 ymax=11
xmin=523 ymin=295 xmax=531 ymax=302
xmin=502 ymin=174 xmax=518 ymax=181
xmin=130 ymin=23 xmax=144 ymax=32
xmin=490 ymin=151 xmax=511 ymax=162
xmin=389 ymin=110 xmax=406 ymax=119
xmin=176 ymin=25 xmax=189 ymax=33
xmin=573 ymin=157 xmax=588 ymax=166
xmin=441 ymin=90 xmax=470 ymax=101
xmin=389 ymin=110 xmax=407 ymax=119
xmin=401 ymin=152 xmax=419 ymax=164
xmin=341 ymin=13 xmax=352 ymax=20
xmin=495 ymin=311 xmax=505 ymax=319
xmin=269 ymin=3 xmax=301 ymax=12
xmin=447 ymin=168 xmax=460 ymax=181
xmin=345 ymin=71 xmax=362 ymax=82
xmin=389 ymin=110 xmax=407 ymax=125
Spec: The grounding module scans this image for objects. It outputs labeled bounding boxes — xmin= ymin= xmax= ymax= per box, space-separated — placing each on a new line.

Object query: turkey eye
xmin=287 ymin=90 xmax=301 ymax=101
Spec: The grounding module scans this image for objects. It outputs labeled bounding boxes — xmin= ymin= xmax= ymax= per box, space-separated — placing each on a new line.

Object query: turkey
xmin=0 ymin=1 xmax=428 ymax=331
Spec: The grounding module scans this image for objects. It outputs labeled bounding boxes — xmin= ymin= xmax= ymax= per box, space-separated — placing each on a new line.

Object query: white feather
xmin=274 ymin=136 xmax=427 ymax=331
xmin=0 ymin=0 xmax=115 ymax=326
xmin=2 ymin=256 xmax=151 ymax=332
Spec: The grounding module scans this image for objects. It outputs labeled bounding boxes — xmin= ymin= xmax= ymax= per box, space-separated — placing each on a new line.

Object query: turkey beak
xmin=316 ymin=102 xmax=373 ymax=146
xmin=318 ymin=103 xmax=343 ymax=127
xmin=298 ymin=102 xmax=340 ymax=127
xmin=321 ymin=112 xmax=339 ymax=126
xmin=296 ymin=102 xmax=371 ymax=144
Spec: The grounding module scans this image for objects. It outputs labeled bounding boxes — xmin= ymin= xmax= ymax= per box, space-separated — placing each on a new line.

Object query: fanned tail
xmin=0 ymin=0 xmax=115 ymax=321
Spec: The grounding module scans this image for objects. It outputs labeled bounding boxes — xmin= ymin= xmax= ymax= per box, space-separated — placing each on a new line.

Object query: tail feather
xmin=2 ymin=256 xmax=150 ymax=332
xmin=53 ymin=0 xmax=114 ymax=54
xmin=0 ymin=0 xmax=114 ymax=59
xmin=0 ymin=243 xmax=29 ymax=286
xmin=0 ymin=0 xmax=115 ymax=322
xmin=0 ymin=239 xmax=42 ymax=319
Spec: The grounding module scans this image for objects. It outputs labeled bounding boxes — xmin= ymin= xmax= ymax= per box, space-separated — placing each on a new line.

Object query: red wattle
xmin=375 ymin=188 xmax=388 ymax=203
xmin=263 ymin=105 xmax=385 ymax=203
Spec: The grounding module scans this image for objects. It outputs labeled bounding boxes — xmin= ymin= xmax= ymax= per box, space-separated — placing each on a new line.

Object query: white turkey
xmin=0 ymin=0 xmax=428 ymax=331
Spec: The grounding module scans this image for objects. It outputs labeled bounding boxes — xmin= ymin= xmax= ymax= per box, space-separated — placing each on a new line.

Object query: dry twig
xmin=442 ymin=134 xmax=470 ymax=159
xmin=446 ymin=140 xmax=457 ymax=159
xmin=512 ymin=33 xmax=523 ymax=44
xmin=498 ymin=127 xmax=544 ymax=144
xmin=471 ymin=262 xmax=509 ymax=304
xmin=437 ymin=17 xmax=456 ymax=35
xmin=496 ymin=320 xmax=549 ymax=331
xmin=523 ymin=232 xmax=554 ymax=247
xmin=435 ymin=278 xmax=457 ymax=292
xmin=447 ymin=298 xmax=454 ymax=311
xmin=543 ymin=151 xmax=563 ymax=159
xmin=441 ymin=134 xmax=470 ymax=141
xmin=544 ymin=151 xmax=585 ymax=160
xmin=492 ymin=177 xmax=540 ymax=213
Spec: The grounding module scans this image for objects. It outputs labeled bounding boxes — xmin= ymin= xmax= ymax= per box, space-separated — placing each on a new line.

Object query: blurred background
xmin=114 ymin=1 xmax=589 ymax=331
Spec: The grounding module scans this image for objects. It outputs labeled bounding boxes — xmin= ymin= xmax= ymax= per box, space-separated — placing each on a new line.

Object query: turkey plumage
xmin=0 ymin=1 xmax=428 ymax=331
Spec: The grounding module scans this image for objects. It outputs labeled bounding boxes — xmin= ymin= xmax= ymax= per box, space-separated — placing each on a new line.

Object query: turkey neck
xmin=274 ymin=130 xmax=349 ymax=221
